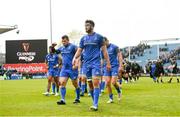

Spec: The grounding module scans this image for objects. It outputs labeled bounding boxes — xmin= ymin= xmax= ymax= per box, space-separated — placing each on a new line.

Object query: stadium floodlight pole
xmin=128 ymin=46 xmax=131 ymax=61
xmin=157 ymin=44 xmax=159 ymax=59
xmin=49 ymin=0 xmax=53 ymax=44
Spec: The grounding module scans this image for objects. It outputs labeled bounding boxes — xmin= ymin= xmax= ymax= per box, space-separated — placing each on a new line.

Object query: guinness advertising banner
xmin=6 ymin=39 xmax=47 ymax=63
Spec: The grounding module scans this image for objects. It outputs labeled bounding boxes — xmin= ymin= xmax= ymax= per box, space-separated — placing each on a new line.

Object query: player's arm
xmin=78 ymin=57 xmax=82 ymax=72
xmin=53 ymin=56 xmax=60 ymax=69
xmin=72 ymin=48 xmax=83 ymax=66
xmin=45 ymin=58 xmax=49 ymax=70
xmin=58 ymin=56 xmax=62 ymax=69
xmin=51 ymin=42 xmax=60 ymax=54
xmin=117 ymin=49 xmax=123 ymax=71
xmin=100 ymin=50 xmax=104 ymax=68
xmin=101 ymin=45 xmax=111 ymax=71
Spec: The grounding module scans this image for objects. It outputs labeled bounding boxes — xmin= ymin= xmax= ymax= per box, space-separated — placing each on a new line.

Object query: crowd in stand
xmin=121 ymin=43 xmax=150 ymax=59
xmin=159 ymin=47 xmax=180 ymax=64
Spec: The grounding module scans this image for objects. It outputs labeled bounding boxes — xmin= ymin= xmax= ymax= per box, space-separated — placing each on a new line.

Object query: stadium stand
xmin=121 ymin=42 xmax=180 ymax=68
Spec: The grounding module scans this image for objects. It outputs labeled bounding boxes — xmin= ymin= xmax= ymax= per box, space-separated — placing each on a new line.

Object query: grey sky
xmin=0 ymin=0 xmax=180 ymax=53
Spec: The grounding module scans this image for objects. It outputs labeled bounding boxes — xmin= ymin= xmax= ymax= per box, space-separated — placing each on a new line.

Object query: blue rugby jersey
xmin=45 ymin=54 xmax=59 ymax=69
xmin=101 ymin=43 xmax=119 ymax=67
xmin=57 ymin=43 xmax=77 ymax=69
xmin=79 ymin=32 xmax=104 ymax=66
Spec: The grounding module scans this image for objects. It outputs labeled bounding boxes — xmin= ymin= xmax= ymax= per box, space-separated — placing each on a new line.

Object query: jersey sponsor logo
xmin=61 ymin=51 xmax=71 ymax=54
xmin=84 ymin=42 xmax=97 ymax=45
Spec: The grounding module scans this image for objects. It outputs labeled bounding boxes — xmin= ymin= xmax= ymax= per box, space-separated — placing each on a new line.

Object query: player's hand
xmin=72 ymin=65 xmax=78 ymax=70
xmin=53 ymin=64 xmax=59 ymax=68
xmin=118 ymin=66 xmax=124 ymax=72
xmin=72 ymin=58 xmax=76 ymax=67
xmin=106 ymin=62 xmax=111 ymax=71
xmin=52 ymin=42 xmax=57 ymax=47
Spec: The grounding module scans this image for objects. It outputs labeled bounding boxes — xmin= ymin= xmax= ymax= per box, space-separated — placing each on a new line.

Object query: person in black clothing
xmin=131 ymin=61 xmax=140 ymax=81
xmin=124 ymin=60 xmax=131 ymax=83
xmin=156 ymin=59 xmax=164 ymax=83
xmin=168 ymin=58 xmax=179 ymax=83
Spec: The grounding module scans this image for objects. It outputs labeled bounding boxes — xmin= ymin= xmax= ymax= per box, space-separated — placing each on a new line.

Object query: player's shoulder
xmin=69 ymin=43 xmax=77 ymax=48
xmin=46 ymin=54 xmax=50 ymax=57
xmin=80 ymin=35 xmax=87 ymax=40
xmin=111 ymin=43 xmax=119 ymax=48
xmin=54 ymin=53 xmax=59 ymax=57
xmin=94 ymin=32 xmax=103 ymax=39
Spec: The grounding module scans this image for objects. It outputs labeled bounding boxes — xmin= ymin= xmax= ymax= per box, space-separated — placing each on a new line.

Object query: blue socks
xmin=89 ymin=90 xmax=94 ymax=100
xmin=93 ymin=88 xmax=100 ymax=107
xmin=100 ymin=81 xmax=105 ymax=92
xmin=109 ymin=93 xmax=113 ymax=100
xmin=52 ymin=83 xmax=56 ymax=93
xmin=118 ymin=79 xmax=122 ymax=84
xmin=81 ymin=83 xmax=86 ymax=95
xmin=153 ymin=76 xmax=157 ymax=82
xmin=60 ymin=87 xmax=66 ymax=101
xmin=78 ymin=81 xmax=81 ymax=89
xmin=75 ymin=87 xmax=80 ymax=100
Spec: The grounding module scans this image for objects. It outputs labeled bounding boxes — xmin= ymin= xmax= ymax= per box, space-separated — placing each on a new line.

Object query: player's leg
xmin=51 ymin=78 xmax=56 ymax=95
xmin=84 ymin=79 xmax=88 ymax=93
xmin=70 ymin=70 xmax=80 ymax=103
xmin=80 ymin=75 xmax=86 ymax=96
xmin=112 ymin=76 xmax=122 ymax=101
xmin=176 ymin=73 xmax=179 ymax=83
xmin=57 ymin=70 xmax=68 ymax=105
xmin=103 ymin=67 xmax=113 ymax=103
xmin=82 ymin=66 xmax=93 ymax=97
xmin=111 ymin=67 xmax=122 ymax=101
xmin=124 ymin=73 xmax=129 ymax=83
xmin=118 ymin=69 xmax=123 ymax=85
xmin=105 ymin=76 xmax=113 ymax=103
xmin=54 ymin=76 xmax=60 ymax=96
xmin=177 ymin=77 xmax=179 ymax=83
xmin=87 ymin=79 xmax=93 ymax=98
xmin=90 ymin=68 xmax=101 ymax=111
xmin=57 ymin=77 xmax=68 ymax=105
xmin=43 ymin=75 xmax=52 ymax=96
xmin=132 ymin=72 xmax=136 ymax=82
xmin=157 ymin=76 xmax=160 ymax=83
xmin=78 ymin=75 xmax=82 ymax=90
xmin=137 ymin=73 xmax=140 ymax=80
xmin=100 ymin=76 xmax=106 ymax=93
xmin=160 ymin=73 xmax=164 ymax=83
xmin=168 ymin=73 xmax=173 ymax=83
xmin=54 ymin=69 xmax=60 ymax=96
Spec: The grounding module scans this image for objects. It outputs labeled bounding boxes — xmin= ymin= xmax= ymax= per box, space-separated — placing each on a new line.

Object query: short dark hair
xmin=62 ymin=35 xmax=69 ymax=41
xmin=103 ymin=37 xmax=108 ymax=41
xmin=49 ymin=46 xmax=55 ymax=53
xmin=85 ymin=20 xmax=95 ymax=27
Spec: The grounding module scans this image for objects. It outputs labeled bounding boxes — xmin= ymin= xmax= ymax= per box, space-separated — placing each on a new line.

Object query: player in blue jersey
xmin=150 ymin=61 xmax=157 ymax=82
xmin=51 ymin=56 xmax=62 ymax=96
xmin=43 ymin=46 xmax=60 ymax=96
xmin=72 ymin=20 xmax=111 ymax=111
xmin=56 ymin=35 xmax=81 ymax=105
xmin=102 ymin=37 xmax=123 ymax=103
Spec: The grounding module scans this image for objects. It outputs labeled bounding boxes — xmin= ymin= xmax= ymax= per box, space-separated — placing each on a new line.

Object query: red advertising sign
xmin=3 ymin=63 xmax=47 ymax=73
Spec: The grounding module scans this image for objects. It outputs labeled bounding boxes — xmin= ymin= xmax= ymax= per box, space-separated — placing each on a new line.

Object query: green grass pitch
xmin=0 ymin=77 xmax=180 ymax=116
